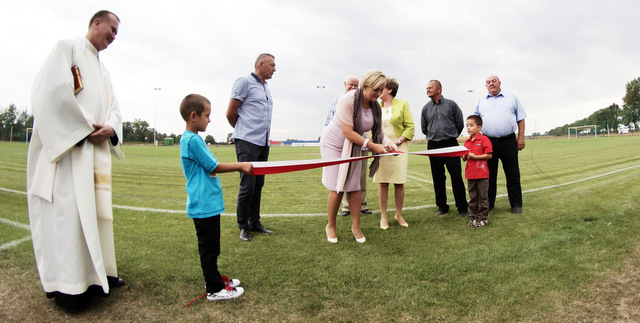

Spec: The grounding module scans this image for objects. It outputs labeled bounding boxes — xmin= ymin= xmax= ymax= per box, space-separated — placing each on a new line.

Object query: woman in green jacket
xmin=374 ymin=78 xmax=415 ymax=229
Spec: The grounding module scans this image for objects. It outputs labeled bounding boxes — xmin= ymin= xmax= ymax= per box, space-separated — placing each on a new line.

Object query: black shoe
xmin=239 ymin=229 xmax=252 ymax=241
xmin=459 ymin=211 xmax=469 ymax=218
xmin=53 ymin=292 xmax=89 ymax=311
xmin=250 ymin=224 xmax=274 ymax=234
xmin=435 ymin=208 xmax=449 ymax=216
xmin=340 ymin=211 xmax=350 ymax=217
xmin=107 ymin=276 xmax=125 ymax=288
xmin=512 ymin=206 xmax=522 ymax=214
xmin=361 ymin=209 xmax=372 ymax=215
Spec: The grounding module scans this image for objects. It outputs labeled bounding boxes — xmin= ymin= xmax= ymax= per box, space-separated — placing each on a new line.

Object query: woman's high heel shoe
xmin=326 ymin=225 xmax=338 ymax=243
xmin=380 ymin=219 xmax=389 ymax=230
xmin=395 ymin=215 xmax=408 ymax=227
xmin=351 ymin=227 xmax=366 ymax=243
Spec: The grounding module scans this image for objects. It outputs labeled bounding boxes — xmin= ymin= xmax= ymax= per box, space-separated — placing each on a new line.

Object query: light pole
xmin=465 ymin=89 xmax=475 ymax=137
xmin=154 ymin=87 xmax=161 ymax=146
xmin=317 ymin=85 xmax=325 ymax=139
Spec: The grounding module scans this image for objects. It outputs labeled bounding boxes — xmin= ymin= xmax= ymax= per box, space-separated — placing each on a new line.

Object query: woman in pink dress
xmin=320 ymin=70 xmax=397 ymax=243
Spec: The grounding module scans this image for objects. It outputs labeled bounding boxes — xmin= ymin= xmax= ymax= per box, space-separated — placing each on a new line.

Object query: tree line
xmin=0 ymin=107 xmax=220 ymax=145
xmin=543 ymin=76 xmax=640 ymax=136
xmin=0 ymin=104 xmax=32 ymax=142
xmin=3 ymin=76 xmax=639 ymax=142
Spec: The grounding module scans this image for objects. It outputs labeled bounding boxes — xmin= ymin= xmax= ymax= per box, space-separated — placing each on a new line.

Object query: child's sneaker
xmin=222 ymin=275 xmax=241 ymax=288
xmin=207 ymin=286 xmax=244 ymax=301
xmin=468 ymin=219 xmax=476 ymax=227
xmin=475 ymin=220 xmax=488 ymax=228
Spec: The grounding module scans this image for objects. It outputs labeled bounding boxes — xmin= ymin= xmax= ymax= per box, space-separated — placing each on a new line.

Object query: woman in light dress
xmin=320 ymin=70 xmax=397 ymax=243
xmin=374 ymin=78 xmax=414 ymax=229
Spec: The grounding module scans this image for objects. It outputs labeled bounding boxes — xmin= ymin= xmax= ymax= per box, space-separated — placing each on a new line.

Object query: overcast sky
xmin=2 ymin=0 xmax=639 ymax=141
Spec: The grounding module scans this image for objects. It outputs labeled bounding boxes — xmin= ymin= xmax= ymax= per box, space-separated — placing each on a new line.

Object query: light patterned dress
xmin=373 ymin=106 xmax=409 ymax=184
xmin=320 ymin=90 xmax=374 ymax=192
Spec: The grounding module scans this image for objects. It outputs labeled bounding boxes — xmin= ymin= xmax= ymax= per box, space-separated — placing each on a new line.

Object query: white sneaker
xmin=221 ymin=275 xmax=241 ymax=288
xmin=207 ymin=286 xmax=244 ymax=301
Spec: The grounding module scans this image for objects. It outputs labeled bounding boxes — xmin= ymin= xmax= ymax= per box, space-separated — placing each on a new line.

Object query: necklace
xmin=382 ymin=107 xmax=391 ymax=127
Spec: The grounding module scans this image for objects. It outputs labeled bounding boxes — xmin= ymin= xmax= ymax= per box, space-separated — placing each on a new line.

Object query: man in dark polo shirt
xmin=421 ymin=80 xmax=469 ymax=217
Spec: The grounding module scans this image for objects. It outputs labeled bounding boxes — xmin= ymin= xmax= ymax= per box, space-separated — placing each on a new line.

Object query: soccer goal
xmin=568 ymin=125 xmax=598 ymax=139
xmin=24 ymin=128 xmax=33 ymax=143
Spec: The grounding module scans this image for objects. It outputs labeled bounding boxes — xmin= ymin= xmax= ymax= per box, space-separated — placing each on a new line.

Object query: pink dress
xmin=320 ymin=90 xmax=374 ymax=192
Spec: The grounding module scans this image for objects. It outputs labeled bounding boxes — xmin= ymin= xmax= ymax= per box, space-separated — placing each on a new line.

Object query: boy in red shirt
xmin=462 ymin=115 xmax=493 ymax=227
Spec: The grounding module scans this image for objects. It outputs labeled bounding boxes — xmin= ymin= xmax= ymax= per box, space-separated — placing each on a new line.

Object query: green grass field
xmin=1 ymin=136 xmax=640 ymax=321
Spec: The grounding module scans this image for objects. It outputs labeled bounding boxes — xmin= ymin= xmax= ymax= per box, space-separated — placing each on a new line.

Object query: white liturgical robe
xmin=27 ymin=37 xmax=124 ymax=296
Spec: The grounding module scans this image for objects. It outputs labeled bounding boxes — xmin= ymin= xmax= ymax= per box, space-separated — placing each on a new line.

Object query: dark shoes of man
xmin=458 ymin=209 xmax=469 ymax=218
xmin=512 ymin=206 xmax=522 ymax=214
xmin=51 ymin=292 xmax=92 ymax=311
xmin=240 ymin=225 xmax=273 ymax=241
xmin=341 ymin=209 xmax=371 ymax=216
xmin=251 ymin=224 xmax=274 ymax=234
xmin=435 ymin=208 xmax=449 ymax=216
xmin=107 ymin=276 xmax=125 ymax=288
xmin=239 ymin=229 xmax=252 ymax=241
xmin=49 ymin=278 xmax=124 ymax=311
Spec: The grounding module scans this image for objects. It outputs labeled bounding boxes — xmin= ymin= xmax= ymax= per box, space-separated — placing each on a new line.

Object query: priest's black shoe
xmin=250 ymin=224 xmax=274 ymax=234
xmin=107 ymin=276 xmax=125 ymax=288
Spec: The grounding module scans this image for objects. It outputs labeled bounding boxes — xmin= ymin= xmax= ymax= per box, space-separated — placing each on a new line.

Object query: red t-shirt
xmin=463 ymin=132 xmax=493 ymax=179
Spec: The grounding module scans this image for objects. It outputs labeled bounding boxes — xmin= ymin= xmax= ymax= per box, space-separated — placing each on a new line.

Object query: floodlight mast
xmin=154 ymin=88 xmax=161 ymax=146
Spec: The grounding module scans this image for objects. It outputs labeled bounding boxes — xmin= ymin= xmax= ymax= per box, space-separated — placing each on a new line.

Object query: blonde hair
xmin=360 ymin=69 xmax=387 ymax=90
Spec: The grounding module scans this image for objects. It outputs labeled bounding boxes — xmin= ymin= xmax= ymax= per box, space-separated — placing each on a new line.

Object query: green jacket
xmin=380 ymin=98 xmax=415 ymax=141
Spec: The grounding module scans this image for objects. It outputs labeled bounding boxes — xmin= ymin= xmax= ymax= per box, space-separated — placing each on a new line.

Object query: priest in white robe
xmin=27 ymin=10 xmax=125 ymax=310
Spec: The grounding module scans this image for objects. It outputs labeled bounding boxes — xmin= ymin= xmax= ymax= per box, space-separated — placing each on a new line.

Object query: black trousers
xmin=487 ymin=134 xmax=522 ymax=209
xmin=428 ymin=138 xmax=468 ymax=212
xmin=194 ymin=216 xmax=225 ymax=293
xmin=234 ymin=139 xmax=270 ymax=230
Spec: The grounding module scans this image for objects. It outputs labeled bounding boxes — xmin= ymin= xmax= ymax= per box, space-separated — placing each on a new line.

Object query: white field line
xmin=0 ymin=236 xmax=32 ymax=251
xmin=0 ymin=217 xmax=32 ymax=251
xmin=2 ymin=163 xmax=639 ymax=221
xmin=0 ymin=187 xmax=27 ymax=195
xmin=0 ymin=217 xmax=30 ymax=230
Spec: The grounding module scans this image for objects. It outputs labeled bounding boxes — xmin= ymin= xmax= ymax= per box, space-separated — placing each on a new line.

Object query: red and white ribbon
xmin=249 ymin=146 xmax=468 ymax=175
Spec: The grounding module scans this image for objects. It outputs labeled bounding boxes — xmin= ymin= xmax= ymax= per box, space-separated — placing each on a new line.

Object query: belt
xmin=487 ymin=133 xmax=515 ymax=140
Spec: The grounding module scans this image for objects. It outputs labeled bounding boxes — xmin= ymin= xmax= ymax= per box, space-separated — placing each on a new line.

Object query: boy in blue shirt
xmin=180 ymin=94 xmax=253 ymax=301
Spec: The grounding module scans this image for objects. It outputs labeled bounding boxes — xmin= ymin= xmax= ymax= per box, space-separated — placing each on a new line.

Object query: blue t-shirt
xmin=180 ymin=130 xmax=225 ymax=218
